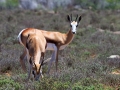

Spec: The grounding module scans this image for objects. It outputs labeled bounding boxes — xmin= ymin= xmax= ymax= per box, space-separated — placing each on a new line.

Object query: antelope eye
xmin=70 ymin=25 xmax=72 ymax=27
xmin=76 ymin=25 xmax=78 ymax=27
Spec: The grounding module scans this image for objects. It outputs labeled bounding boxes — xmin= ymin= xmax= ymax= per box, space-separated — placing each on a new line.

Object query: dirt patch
xmin=111 ymin=67 xmax=120 ymax=75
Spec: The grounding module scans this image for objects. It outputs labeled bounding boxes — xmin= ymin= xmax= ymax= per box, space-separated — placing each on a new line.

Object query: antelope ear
xmin=27 ymin=34 xmax=30 ymax=39
xmin=77 ymin=16 xmax=82 ymax=24
xmin=26 ymin=34 xmax=30 ymax=49
xmin=67 ymin=15 xmax=71 ymax=22
xmin=29 ymin=57 xmax=32 ymax=64
xmin=26 ymin=42 xmax=29 ymax=49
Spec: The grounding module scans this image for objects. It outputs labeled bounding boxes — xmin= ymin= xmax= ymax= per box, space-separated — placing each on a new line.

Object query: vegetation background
xmin=0 ymin=0 xmax=120 ymax=90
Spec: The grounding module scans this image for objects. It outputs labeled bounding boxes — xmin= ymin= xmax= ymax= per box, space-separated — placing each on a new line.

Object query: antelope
xmin=20 ymin=30 xmax=46 ymax=80
xmin=18 ymin=14 xmax=81 ymax=75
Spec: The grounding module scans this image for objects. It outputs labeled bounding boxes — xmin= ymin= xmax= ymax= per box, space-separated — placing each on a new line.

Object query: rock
xmin=107 ymin=55 xmax=120 ymax=59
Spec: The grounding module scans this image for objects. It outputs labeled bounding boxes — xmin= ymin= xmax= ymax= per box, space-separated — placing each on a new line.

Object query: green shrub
xmin=53 ymin=81 xmax=70 ymax=90
xmin=106 ymin=0 xmax=120 ymax=9
xmin=72 ymin=79 xmax=114 ymax=90
xmin=0 ymin=76 xmax=23 ymax=90
xmin=0 ymin=0 xmax=18 ymax=9
xmin=75 ymin=0 xmax=120 ymax=9
xmin=34 ymin=78 xmax=70 ymax=90
xmin=6 ymin=0 xmax=18 ymax=8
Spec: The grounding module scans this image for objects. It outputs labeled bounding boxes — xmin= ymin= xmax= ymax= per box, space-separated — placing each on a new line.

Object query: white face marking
xmin=71 ymin=21 xmax=78 ymax=34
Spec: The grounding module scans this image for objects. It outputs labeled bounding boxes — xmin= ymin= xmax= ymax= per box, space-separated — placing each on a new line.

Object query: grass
xmin=0 ymin=9 xmax=120 ymax=89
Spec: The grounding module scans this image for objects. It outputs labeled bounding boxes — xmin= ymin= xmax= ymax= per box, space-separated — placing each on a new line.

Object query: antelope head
xmin=29 ymin=57 xmax=42 ymax=81
xmin=32 ymin=63 xmax=41 ymax=80
xmin=67 ymin=14 xmax=82 ymax=34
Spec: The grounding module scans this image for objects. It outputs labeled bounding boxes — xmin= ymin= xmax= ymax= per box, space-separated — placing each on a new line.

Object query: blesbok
xmin=18 ymin=14 xmax=81 ymax=74
xmin=20 ymin=30 xmax=46 ymax=80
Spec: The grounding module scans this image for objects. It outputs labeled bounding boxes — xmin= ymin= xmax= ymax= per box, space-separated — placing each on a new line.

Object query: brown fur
xmin=19 ymin=28 xmax=74 ymax=73
xmin=18 ymin=15 xmax=81 ymax=74
xmin=25 ymin=31 xmax=46 ymax=80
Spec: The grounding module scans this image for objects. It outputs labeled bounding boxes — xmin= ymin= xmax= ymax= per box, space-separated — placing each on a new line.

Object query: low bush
xmin=0 ymin=76 xmax=23 ymax=90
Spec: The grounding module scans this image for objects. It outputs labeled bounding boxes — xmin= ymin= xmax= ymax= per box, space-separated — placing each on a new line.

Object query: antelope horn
xmin=75 ymin=14 xmax=78 ymax=21
xmin=70 ymin=14 xmax=72 ymax=21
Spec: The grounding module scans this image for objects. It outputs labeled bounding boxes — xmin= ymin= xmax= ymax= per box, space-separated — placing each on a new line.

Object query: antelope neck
xmin=64 ymin=29 xmax=74 ymax=45
xmin=46 ymin=29 xmax=75 ymax=50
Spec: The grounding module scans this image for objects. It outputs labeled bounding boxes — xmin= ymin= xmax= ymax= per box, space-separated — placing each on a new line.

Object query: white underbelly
xmin=46 ymin=43 xmax=56 ymax=50
xmin=46 ymin=43 xmax=67 ymax=51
